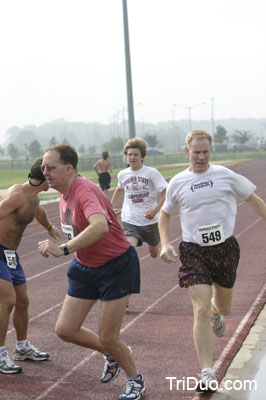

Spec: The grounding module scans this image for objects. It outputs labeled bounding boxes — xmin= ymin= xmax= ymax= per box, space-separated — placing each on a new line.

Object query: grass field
xmin=0 ymin=156 xmax=261 ymax=201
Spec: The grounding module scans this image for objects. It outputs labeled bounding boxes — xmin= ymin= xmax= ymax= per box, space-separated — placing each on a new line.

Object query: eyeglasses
xmin=41 ymin=164 xmax=58 ymax=172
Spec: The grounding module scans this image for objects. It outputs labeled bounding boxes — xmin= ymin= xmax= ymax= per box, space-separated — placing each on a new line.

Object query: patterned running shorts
xmin=178 ymin=236 xmax=240 ymax=289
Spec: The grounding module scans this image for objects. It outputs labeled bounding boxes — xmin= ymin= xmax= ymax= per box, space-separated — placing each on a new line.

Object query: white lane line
xmin=235 ymin=217 xmax=262 ymax=239
xmin=33 ymin=283 xmax=179 ymax=400
xmin=27 ymin=261 xmax=69 ymax=281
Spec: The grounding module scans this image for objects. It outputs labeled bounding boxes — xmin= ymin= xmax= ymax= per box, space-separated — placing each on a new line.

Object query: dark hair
xmin=102 ymin=151 xmax=109 ymax=160
xmin=29 ymin=157 xmax=45 ymax=182
xmin=44 ymin=144 xmax=78 ymax=169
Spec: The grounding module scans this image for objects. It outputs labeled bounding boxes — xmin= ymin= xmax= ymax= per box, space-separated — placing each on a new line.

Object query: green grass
xmin=0 ymin=156 xmax=259 ymax=201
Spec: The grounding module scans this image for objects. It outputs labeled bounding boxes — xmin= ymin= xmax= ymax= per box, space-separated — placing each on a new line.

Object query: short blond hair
xmin=123 ymin=137 xmax=147 ymax=158
xmin=185 ymin=130 xmax=213 ymax=147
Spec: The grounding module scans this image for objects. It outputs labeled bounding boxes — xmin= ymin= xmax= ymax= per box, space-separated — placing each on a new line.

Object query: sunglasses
xmin=41 ymin=164 xmax=58 ymax=172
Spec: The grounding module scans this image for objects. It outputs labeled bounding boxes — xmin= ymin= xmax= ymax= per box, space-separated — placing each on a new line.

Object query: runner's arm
xmin=245 ymin=192 xmax=266 ymax=220
xmin=111 ymin=187 xmax=124 ymax=214
xmin=38 ymin=213 xmax=108 ymax=257
xmin=35 ymin=204 xmax=61 ymax=239
xmin=93 ymin=160 xmax=100 ymax=175
xmin=158 ymin=209 xmax=178 ymax=263
xmin=144 ymin=188 xmax=166 ymax=219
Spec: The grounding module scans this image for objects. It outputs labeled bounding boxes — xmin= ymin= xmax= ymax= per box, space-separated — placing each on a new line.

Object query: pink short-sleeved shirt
xmin=59 ymin=176 xmax=130 ymax=268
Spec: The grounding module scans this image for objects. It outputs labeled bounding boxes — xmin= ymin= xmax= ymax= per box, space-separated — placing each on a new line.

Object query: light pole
xmin=211 ymin=97 xmax=215 ymax=136
xmin=136 ymin=102 xmax=145 ymax=136
xmin=122 ymin=0 xmax=136 ymax=138
xmin=174 ymin=102 xmax=205 ymax=131
xmin=172 ymin=105 xmax=177 ymax=151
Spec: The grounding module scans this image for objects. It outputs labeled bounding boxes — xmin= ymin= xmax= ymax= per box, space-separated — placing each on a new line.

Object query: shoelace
xmin=123 ymin=379 xmax=141 ymax=395
xmin=1 ymin=354 xmax=16 ymax=368
xmin=18 ymin=343 xmax=38 ymax=353
xmin=201 ymin=372 xmax=217 ymax=382
xmin=123 ymin=380 xmax=135 ymax=395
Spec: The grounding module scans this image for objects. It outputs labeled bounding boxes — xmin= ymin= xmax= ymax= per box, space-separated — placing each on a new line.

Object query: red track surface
xmin=1 ymin=159 xmax=266 ymax=400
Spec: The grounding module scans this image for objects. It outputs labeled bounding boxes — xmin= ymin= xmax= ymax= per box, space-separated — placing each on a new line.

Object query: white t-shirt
xmin=117 ymin=165 xmax=168 ymax=226
xmin=162 ymin=164 xmax=256 ymax=244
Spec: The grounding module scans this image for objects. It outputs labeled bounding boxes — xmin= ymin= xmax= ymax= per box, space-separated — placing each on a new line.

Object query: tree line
xmin=0 ymin=122 xmax=263 ymax=160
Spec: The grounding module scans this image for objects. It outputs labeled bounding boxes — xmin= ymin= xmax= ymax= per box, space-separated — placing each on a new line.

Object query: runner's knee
xmin=99 ymin=332 xmax=119 ymax=350
xmin=15 ymin=295 xmax=29 ymax=311
xmin=55 ymin=322 xmax=76 ymax=342
xmin=194 ymin=304 xmax=212 ymax=322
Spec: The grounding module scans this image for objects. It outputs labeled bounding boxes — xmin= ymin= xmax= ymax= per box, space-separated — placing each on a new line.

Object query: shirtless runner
xmin=0 ymin=157 xmax=60 ymax=374
xmin=93 ymin=151 xmax=112 ymax=196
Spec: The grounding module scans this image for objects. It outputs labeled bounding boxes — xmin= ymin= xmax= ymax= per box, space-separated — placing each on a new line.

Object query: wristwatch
xmin=60 ymin=243 xmax=69 ymax=256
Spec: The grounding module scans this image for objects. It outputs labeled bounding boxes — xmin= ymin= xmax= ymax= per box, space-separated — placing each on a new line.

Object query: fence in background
xmin=0 ymin=151 xmax=265 ymax=170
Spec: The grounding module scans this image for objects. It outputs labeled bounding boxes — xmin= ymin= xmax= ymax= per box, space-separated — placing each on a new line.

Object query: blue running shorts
xmin=0 ymin=245 xmax=26 ymax=285
xmin=67 ymin=246 xmax=140 ymax=300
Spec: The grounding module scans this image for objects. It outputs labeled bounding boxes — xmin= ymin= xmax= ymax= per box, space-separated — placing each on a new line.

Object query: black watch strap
xmin=60 ymin=244 xmax=69 ymax=256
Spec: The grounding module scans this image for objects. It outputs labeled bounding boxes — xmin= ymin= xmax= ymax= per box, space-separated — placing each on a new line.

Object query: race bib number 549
xmin=197 ymin=223 xmax=225 ymax=247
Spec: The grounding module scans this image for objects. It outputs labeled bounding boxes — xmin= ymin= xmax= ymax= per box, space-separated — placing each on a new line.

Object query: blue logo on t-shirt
xmin=190 ymin=180 xmax=214 ymax=192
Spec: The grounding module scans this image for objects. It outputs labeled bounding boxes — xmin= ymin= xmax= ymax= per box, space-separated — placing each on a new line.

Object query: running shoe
xmin=101 ymin=358 xmax=121 ymax=383
xmin=196 ymin=369 xmax=218 ymax=392
xmin=0 ymin=351 xmax=22 ymax=374
xmin=101 ymin=346 xmax=132 ymax=383
xmin=119 ymin=374 xmax=146 ymax=400
xmin=13 ymin=341 xmax=49 ymax=361
xmin=211 ymin=315 xmax=225 ymax=337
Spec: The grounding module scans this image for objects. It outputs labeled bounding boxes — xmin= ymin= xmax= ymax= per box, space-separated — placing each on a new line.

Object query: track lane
xmin=1 ymin=159 xmax=266 ymax=399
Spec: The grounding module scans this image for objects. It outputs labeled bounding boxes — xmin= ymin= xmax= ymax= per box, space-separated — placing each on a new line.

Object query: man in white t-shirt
xmin=111 ymin=137 xmax=168 ymax=258
xmin=158 ymin=129 xmax=266 ymax=392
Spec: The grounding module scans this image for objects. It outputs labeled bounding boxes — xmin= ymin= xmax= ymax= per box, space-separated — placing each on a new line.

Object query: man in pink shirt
xmin=38 ymin=144 xmax=145 ymax=400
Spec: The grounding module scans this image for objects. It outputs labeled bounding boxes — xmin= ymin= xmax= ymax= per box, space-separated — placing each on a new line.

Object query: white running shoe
xmin=0 ymin=351 xmax=22 ymax=374
xmin=196 ymin=369 xmax=218 ymax=392
xmin=13 ymin=341 xmax=49 ymax=361
xmin=211 ymin=315 xmax=225 ymax=337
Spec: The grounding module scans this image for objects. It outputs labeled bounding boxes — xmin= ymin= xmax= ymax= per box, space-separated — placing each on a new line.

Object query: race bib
xmin=197 ymin=223 xmax=225 ymax=247
xmin=4 ymin=250 xmax=17 ymax=269
xmin=61 ymin=223 xmax=74 ymax=240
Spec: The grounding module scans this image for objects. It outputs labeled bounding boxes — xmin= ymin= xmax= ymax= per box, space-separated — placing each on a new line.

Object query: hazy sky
xmin=0 ymin=0 xmax=265 ymax=142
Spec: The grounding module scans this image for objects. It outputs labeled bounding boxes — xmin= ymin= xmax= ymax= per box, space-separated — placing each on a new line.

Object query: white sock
xmin=202 ymin=367 xmax=213 ymax=374
xmin=127 ymin=373 xmax=141 ymax=380
xmin=17 ymin=339 xmax=28 ymax=348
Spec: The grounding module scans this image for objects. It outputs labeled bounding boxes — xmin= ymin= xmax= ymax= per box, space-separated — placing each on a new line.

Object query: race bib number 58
xmin=197 ymin=223 xmax=225 ymax=247
xmin=4 ymin=250 xmax=17 ymax=269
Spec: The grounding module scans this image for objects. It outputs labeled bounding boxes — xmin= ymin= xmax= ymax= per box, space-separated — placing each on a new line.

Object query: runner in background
xmin=93 ymin=151 xmax=112 ymax=197
xmin=111 ymin=137 xmax=167 ymax=259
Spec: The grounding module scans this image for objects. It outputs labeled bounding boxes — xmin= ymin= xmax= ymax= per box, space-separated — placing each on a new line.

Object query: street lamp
xmin=174 ymin=102 xmax=205 ymax=131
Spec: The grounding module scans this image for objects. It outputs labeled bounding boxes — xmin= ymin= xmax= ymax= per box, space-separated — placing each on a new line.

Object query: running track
xmin=1 ymin=159 xmax=266 ymax=400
